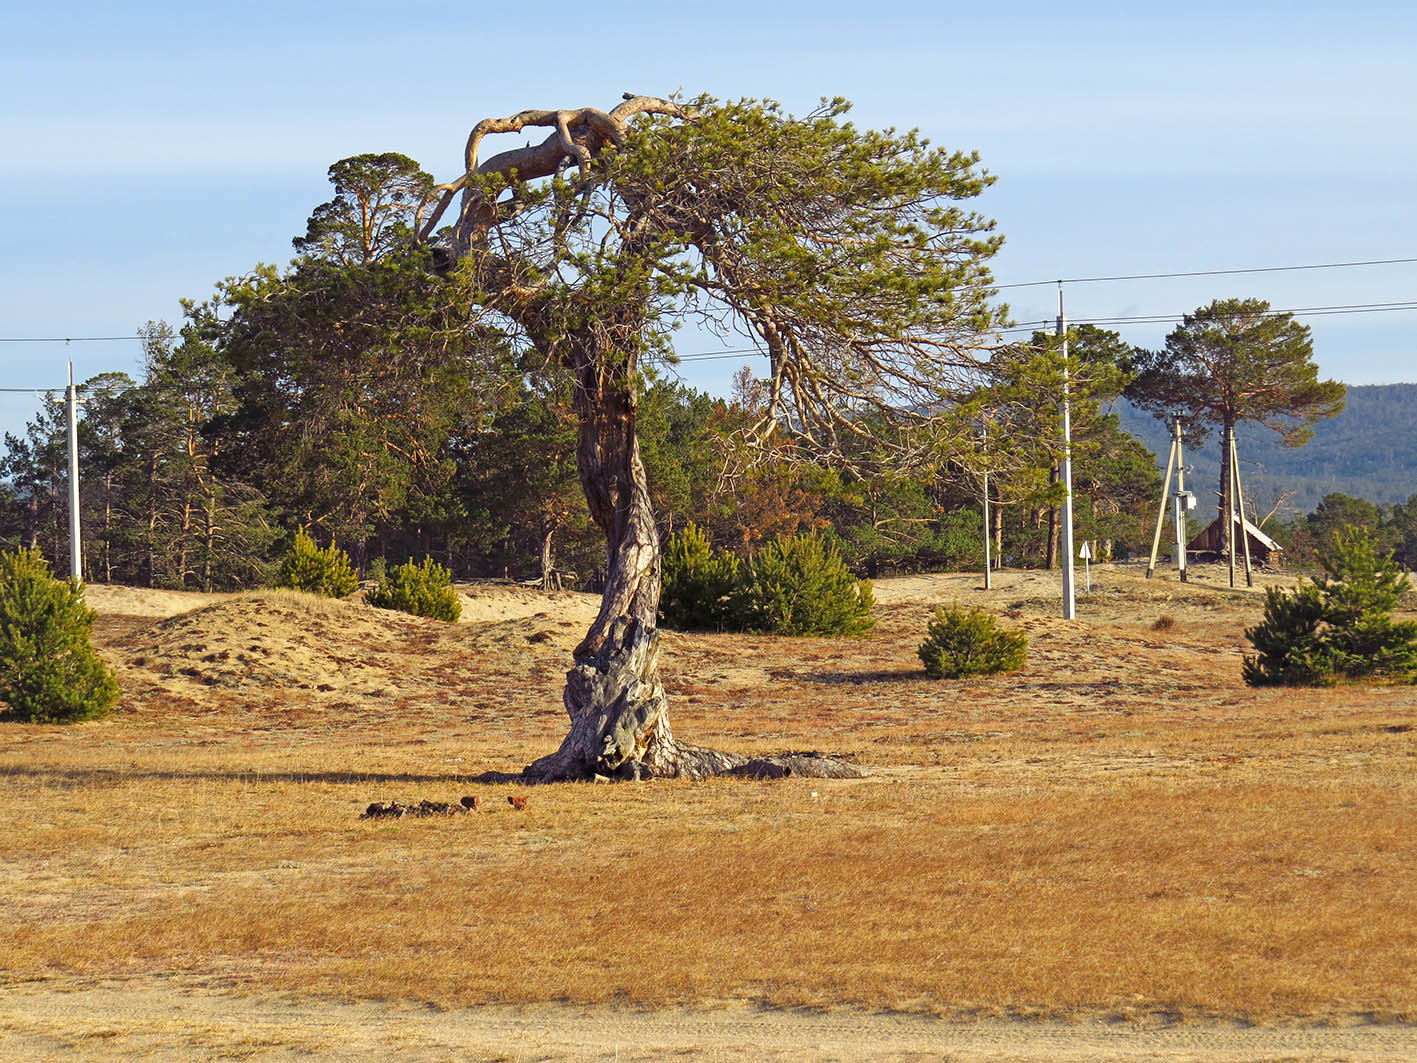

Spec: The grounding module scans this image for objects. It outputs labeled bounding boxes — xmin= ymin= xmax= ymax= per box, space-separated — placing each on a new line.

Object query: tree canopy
xmin=1128 ymin=298 xmax=1344 ymax=449
xmin=1127 ymin=298 xmax=1344 ymax=568
xmin=413 ymin=94 xmax=1007 ymax=780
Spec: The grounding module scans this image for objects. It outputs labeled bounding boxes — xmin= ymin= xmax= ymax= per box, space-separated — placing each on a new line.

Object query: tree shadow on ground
xmin=0 ymin=765 xmax=511 ymax=786
xmin=788 ymin=668 xmax=924 ymax=685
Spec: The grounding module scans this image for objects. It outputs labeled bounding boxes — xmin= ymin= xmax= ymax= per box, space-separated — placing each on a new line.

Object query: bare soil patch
xmin=4 ymin=980 xmax=1417 ymax=1062
xmin=3 ymin=562 xmax=1415 ymax=1059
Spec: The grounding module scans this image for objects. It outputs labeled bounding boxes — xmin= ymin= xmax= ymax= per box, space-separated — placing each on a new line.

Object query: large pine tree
xmin=415 ymin=95 xmax=1006 ymax=781
xmin=1128 ymin=298 xmax=1345 ymax=570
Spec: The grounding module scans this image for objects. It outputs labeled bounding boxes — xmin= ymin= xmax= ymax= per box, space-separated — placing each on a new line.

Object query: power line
xmin=991 ymin=255 xmax=1417 ymax=291
xmin=3 ymin=253 xmax=1414 ymax=366
xmin=6 ymin=254 xmax=1417 ymax=348
xmin=994 ymin=299 xmax=1417 ymax=337
xmin=0 ymin=336 xmax=140 ymax=343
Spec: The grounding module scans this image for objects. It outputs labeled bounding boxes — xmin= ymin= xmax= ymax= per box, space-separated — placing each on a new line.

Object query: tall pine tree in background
xmin=1128 ymin=298 xmax=1345 ymax=563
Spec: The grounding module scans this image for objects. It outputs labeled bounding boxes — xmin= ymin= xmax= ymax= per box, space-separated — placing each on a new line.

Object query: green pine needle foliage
xmin=1243 ymin=527 xmax=1417 ymax=686
xmin=660 ymin=528 xmax=874 ymax=637
xmin=0 ymin=548 xmax=119 ymax=723
xmin=918 ymin=603 xmax=1027 ymax=679
xmin=738 ymin=533 xmax=875 ymax=637
xmin=660 ymin=522 xmax=742 ymax=631
xmin=274 ymin=527 xmax=359 ymax=598
xmin=366 ymin=557 xmax=461 ymax=621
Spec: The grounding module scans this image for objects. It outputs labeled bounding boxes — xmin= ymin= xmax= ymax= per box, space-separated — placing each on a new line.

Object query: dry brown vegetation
xmin=3 ymin=565 xmax=1416 ymax=1052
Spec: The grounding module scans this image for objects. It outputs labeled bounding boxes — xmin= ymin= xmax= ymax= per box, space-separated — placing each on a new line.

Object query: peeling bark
xmin=518 ymin=339 xmax=865 ymax=782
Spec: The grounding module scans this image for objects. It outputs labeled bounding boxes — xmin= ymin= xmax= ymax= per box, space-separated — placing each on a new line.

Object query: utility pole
xmin=1057 ymin=285 xmax=1076 ymax=620
xmin=1173 ymin=419 xmax=1190 ymax=582
xmin=66 ymin=362 xmax=82 ymax=582
xmin=1145 ymin=417 xmax=1194 ymax=582
xmin=982 ymin=468 xmax=992 ymax=590
xmin=980 ymin=421 xmax=991 ymax=590
xmin=1145 ymin=421 xmax=1178 ymax=579
xmin=1229 ymin=429 xmax=1255 ymax=587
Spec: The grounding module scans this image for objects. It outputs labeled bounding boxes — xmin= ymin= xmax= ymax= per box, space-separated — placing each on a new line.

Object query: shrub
xmin=274 ymin=527 xmax=358 ymax=598
xmin=0 ymin=548 xmax=119 ymax=723
xmin=364 ymin=556 xmax=388 ymax=586
xmin=918 ymin=603 xmax=1027 ymax=679
xmin=660 ymin=523 xmax=742 ymax=631
xmin=366 ymin=557 xmax=462 ymax=621
xmin=1243 ymin=527 xmax=1417 ymax=686
xmin=738 ymin=533 xmax=875 ymax=637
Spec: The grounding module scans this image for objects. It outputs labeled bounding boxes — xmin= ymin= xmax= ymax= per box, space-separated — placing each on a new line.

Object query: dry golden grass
xmin=2 ymin=565 xmax=1415 ymax=1027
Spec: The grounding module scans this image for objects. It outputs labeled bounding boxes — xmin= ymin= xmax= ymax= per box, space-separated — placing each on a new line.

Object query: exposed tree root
xmin=516 ymin=617 xmax=868 ymax=783
xmin=469 ymin=750 xmax=866 ymax=786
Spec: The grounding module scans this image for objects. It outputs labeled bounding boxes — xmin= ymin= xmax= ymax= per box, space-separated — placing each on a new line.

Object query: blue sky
xmin=2 ymin=1 xmax=1414 ymax=435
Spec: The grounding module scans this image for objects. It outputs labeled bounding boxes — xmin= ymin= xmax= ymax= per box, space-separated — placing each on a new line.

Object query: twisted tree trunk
xmin=516 ymin=342 xmax=863 ymax=783
xmin=423 ymin=97 xmax=868 ymax=783
xmin=523 ymin=345 xmax=748 ymax=781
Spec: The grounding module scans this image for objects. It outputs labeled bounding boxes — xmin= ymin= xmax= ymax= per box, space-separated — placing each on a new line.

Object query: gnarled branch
xmin=418 ymin=96 xmax=687 ymax=256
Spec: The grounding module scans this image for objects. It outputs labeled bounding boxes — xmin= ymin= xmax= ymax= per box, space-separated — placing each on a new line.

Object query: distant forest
xmin=1115 ymin=383 xmax=1417 ymax=517
xmin=2 ymin=369 xmax=1412 ymax=590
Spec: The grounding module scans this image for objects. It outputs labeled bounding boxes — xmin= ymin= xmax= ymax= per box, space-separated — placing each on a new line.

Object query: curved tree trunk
xmin=523 ymin=346 xmax=746 ymax=781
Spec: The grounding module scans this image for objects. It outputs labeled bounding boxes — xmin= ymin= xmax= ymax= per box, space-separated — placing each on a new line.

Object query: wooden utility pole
xmin=1230 ymin=430 xmax=1254 ymax=587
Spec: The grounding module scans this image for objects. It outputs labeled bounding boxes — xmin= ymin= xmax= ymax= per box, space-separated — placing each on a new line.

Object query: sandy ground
xmin=4 ymin=979 xmax=1417 ymax=1062
xmin=9 ymin=565 xmax=1415 ymax=1061
xmin=84 ymin=581 xmax=604 ymax=626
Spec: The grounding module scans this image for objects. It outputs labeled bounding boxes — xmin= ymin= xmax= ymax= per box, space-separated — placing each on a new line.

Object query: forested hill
xmin=1114 ymin=383 xmax=1417 ymax=516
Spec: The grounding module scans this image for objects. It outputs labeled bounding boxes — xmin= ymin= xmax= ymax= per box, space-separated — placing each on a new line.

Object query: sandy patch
xmin=2 ymin=979 xmax=1415 ymax=1062
xmin=83 ymin=583 xmax=229 ymax=618
xmin=452 ymin=582 xmax=601 ymax=625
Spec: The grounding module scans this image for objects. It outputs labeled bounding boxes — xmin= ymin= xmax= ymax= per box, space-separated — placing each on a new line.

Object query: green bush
xmin=1244 ymin=527 xmax=1417 ymax=686
xmin=366 ymin=557 xmax=462 ymax=621
xmin=918 ymin=603 xmax=1027 ymax=679
xmin=660 ymin=522 xmax=742 ymax=631
xmin=274 ymin=527 xmax=358 ymax=598
xmin=0 ymin=548 xmax=119 ymax=723
xmin=738 ymin=533 xmax=875 ymax=637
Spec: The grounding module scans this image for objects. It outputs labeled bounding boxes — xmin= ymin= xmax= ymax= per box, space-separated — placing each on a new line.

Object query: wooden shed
xmin=1187 ymin=515 xmax=1282 ymax=565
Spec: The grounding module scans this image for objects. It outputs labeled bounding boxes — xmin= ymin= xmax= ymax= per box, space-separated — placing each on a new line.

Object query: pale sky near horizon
xmin=2 ymin=1 xmax=1414 ymax=436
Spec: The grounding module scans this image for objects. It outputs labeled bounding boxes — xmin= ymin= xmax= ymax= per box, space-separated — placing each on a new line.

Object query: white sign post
xmin=1078 ymin=539 xmax=1093 ymax=595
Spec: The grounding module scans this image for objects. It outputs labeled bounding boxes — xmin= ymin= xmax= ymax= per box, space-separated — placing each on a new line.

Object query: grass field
xmin=2 ymin=564 xmax=1416 ymax=1058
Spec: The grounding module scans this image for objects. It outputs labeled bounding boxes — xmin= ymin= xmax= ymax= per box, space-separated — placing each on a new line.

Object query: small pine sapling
xmin=366 ymin=557 xmax=461 ymax=621
xmin=659 ymin=523 xmax=742 ymax=631
xmin=0 ymin=548 xmax=119 ymax=723
xmin=1243 ymin=527 xmax=1417 ymax=686
xmin=918 ymin=603 xmax=1027 ymax=679
xmin=738 ymin=533 xmax=875 ymax=637
xmin=274 ymin=527 xmax=359 ymax=598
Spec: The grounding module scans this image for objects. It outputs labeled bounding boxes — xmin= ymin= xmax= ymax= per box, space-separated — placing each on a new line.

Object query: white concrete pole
xmin=1174 ymin=418 xmax=1189 ymax=583
xmin=66 ymin=362 xmax=82 ymax=582
xmin=982 ymin=467 xmax=992 ymax=590
xmin=1057 ymin=286 xmax=1076 ymax=620
xmin=980 ymin=421 xmax=992 ymax=590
